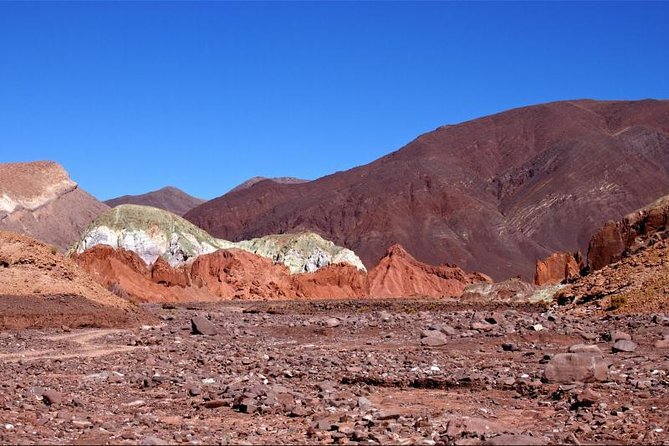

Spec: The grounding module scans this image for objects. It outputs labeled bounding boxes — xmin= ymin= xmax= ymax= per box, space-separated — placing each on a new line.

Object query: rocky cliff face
xmin=72 ymin=204 xmax=366 ymax=274
xmin=558 ymin=236 xmax=669 ymax=314
xmin=184 ymin=99 xmax=669 ymax=280
xmin=104 ymin=186 xmax=205 ymax=216
xmin=368 ymin=245 xmax=491 ymax=298
xmin=534 ymin=251 xmax=583 ymax=286
xmin=0 ymin=161 xmax=109 ymax=250
xmin=587 ymin=194 xmax=669 ymax=271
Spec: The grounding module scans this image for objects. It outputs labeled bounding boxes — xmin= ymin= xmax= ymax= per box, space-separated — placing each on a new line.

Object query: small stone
xmin=611 ymin=331 xmax=631 ymax=342
xmin=378 ymin=311 xmax=392 ymax=322
xmin=568 ymin=344 xmax=602 ymax=355
xmin=203 ymin=399 xmax=226 ymax=409
xmin=653 ymin=339 xmax=669 ymax=348
xmin=357 ymin=396 xmax=372 ymax=411
xmin=191 ymin=317 xmax=218 ymax=336
xmin=612 ymin=340 xmax=637 ymax=353
xmin=324 ymin=317 xmax=341 ymax=328
xmin=421 ymin=336 xmax=447 ymax=347
xmin=471 ymin=322 xmax=493 ymax=331
xmin=485 ymin=434 xmax=545 ymax=445
xmin=41 ymin=389 xmax=63 ymax=405
xmin=139 ymin=436 xmax=166 ymax=446
xmin=377 ymin=410 xmax=402 ymax=420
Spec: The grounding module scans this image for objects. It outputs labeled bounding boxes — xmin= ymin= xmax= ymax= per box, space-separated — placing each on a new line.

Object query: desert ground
xmin=0 ymin=299 xmax=667 ymax=445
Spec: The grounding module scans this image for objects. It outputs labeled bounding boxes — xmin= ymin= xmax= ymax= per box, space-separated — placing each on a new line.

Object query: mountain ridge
xmin=184 ymin=99 xmax=669 ymax=280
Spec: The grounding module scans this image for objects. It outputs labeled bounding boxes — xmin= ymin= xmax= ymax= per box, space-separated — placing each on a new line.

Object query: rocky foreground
xmin=0 ymin=300 xmax=667 ymax=445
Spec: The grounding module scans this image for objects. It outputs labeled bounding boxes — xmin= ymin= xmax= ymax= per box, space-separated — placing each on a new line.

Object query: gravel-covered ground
xmin=0 ymin=300 xmax=668 ymax=445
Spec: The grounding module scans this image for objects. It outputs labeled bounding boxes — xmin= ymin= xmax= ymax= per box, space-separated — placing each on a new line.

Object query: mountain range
xmin=183 ymin=99 xmax=669 ymax=279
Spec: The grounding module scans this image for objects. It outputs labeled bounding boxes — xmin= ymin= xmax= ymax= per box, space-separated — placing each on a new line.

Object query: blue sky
xmin=1 ymin=1 xmax=668 ymax=200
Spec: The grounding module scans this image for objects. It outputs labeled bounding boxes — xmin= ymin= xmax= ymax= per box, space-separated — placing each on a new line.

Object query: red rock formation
xmin=184 ymin=99 xmax=669 ymax=280
xmin=189 ymin=249 xmax=293 ymax=300
xmin=75 ymin=243 xmax=486 ymax=302
xmin=291 ymin=264 xmax=369 ymax=299
xmin=587 ymin=194 xmax=669 ymax=270
xmin=368 ymin=245 xmax=491 ymax=298
xmin=534 ymin=252 xmax=583 ymax=286
xmin=73 ymin=245 xmax=201 ymax=302
xmin=151 ymin=257 xmax=190 ymax=287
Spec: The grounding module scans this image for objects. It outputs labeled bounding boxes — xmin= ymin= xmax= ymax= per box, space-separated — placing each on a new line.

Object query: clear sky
xmin=1 ymin=1 xmax=668 ymax=200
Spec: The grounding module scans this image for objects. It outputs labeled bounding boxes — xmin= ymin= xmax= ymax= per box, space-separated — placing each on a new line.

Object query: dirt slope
xmin=0 ymin=231 xmax=149 ymax=329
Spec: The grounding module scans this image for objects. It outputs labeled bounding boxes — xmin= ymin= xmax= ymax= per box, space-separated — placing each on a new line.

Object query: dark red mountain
xmin=227 ymin=176 xmax=309 ymax=194
xmin=105 ymin=186 xmax=205 ymax=216
xmin=184 ymin=99 xmax=669 ymax=280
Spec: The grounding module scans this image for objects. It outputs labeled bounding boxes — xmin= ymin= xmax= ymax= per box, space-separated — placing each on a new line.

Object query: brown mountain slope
xmin=185 ymin=99 xmax=669 ymax=280
xmin=227 ymin=176 xmax=309 ymax=194
xmin=104 ymin=186 xmax=205 ymax=216
xmin=0 ymin=231 xmax=150 ymax=329
xmin=0 ymin=161 xmax=109 ymax=250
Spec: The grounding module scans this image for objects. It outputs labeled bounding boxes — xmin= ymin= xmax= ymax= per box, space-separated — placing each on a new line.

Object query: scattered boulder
xmin=421 ymin=330 xmax=448 ymax=346
xmin=323 ymin=317 xmax=341 ymax=328
xmin=191 ymin=317 xmax=218 ymax=336
xmin=612 ymin=340 xmax=637 ymax=353
xmin=543 ymin=353 xmax=609 ymax=384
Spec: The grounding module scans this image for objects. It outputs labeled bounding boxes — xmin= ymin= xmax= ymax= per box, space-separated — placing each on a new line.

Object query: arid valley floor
xmin=1 ymin=300 xmax=667 ymax=445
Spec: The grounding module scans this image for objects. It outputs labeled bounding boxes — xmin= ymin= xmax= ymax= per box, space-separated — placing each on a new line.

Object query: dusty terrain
xmin=185 ymin=99 xmax=669 ymax=280
xmin=0 ymin=231 xmax=151 ymax=329
xmin=0 ymin=300 xmax=667 ymax=445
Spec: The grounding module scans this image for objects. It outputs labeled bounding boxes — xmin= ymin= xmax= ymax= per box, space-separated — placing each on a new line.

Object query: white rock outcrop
xmin=72 ymin=205 xmax=366 ymax=274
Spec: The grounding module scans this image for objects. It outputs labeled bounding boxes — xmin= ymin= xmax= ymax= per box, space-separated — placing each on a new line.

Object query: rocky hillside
xmin=0 ymin=161 xmax=109 ymax=250
xmin=185 ymin=99 xmax=669 ymax=280
xmin=587 ymin=194 xmax=669 ymax=271
xmin=0 ymin=231 xmax=149 ymax=329
xmin=555 ymin=193 xmax=669 ymax=313
xmin=72 ymin=204 xmax=365 ymax=273
xmin=104 ymin=186 xmax=205 ymax=216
